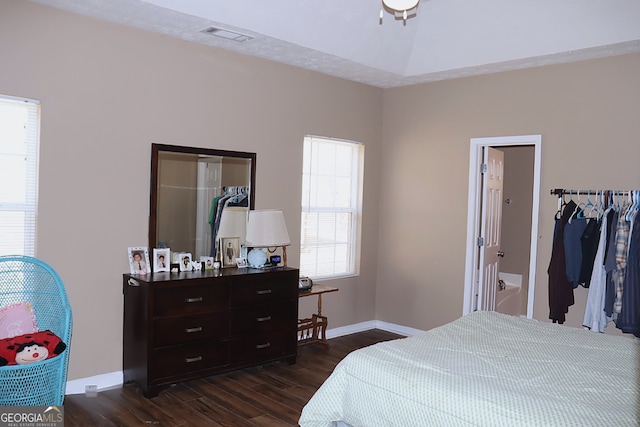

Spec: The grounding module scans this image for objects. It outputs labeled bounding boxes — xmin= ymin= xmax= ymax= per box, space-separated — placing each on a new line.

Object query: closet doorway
xmin=463 ymin=135 xmax=542 ymax=318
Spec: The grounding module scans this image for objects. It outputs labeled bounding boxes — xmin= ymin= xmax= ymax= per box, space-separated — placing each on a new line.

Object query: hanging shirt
xmin=210 ymin=193 xmax=234 ymax=257
xmin=603 ymin=210 xmax=619 ymax=317
xmin=613 ymin=203 xmax=631 ymax=315
xmin=583 ymin=207 xmax=612 ymax=332
xmin=563 ymin=217 xmax=587 ymax=287
xmin=578 ymin=218 xmax=601 ymax=287
xmin=616 ymin=210 xmax=640 ymax=337
xmin=548 ymin=200 xmax=577 ymax=324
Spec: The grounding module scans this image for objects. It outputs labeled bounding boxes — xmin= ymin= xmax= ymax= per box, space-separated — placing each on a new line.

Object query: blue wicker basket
xmin=0 ymin=256 xmax=72 ymax=406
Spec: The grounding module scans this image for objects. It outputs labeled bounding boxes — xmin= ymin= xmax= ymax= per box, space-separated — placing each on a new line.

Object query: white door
xmin=463 ymin=135 xmax=541 ymax=318
xmin=477 ymin=147 xmax=504 ymax=311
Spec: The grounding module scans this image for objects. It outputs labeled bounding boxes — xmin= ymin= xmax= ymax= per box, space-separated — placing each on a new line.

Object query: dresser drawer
xmin=150 ymin=341 xmax=229 ymax=379
xmin=230 ymin=303 xmax=296 ymax=335
xmin=229 ymin=332 xmax=295 ymax=364
xmin=154 ymin=284 xmax=229 ymax=317
xmin=229 ymin=280 xmax=295 ymax=307
xmin=153 ymin=312 xmax=229 ymax=347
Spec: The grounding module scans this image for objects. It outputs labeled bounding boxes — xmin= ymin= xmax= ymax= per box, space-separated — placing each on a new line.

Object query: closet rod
xmin=550 ymin=188 xmax=632 ymax=197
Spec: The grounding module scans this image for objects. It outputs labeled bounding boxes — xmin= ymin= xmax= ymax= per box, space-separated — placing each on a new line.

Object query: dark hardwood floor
xmin=63 ymin=329 xmax=402 ymax=426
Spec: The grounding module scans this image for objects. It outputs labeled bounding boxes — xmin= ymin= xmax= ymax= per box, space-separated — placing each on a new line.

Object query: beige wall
xmin=1 ymin=1 xmax=382 ymax=380
xmin=378 ymin=52 xmax=640 ymax=332
xmin=3 ymin=0 xmax=640 ymax=382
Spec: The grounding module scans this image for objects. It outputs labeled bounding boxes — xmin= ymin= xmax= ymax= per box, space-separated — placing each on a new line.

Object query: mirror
xmin=149 ymin=143 xmax=256 ymax=261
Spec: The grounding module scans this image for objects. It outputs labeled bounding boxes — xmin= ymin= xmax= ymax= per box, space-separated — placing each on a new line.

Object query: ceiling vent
xmin=201 ymin=27 xmax=253 ymax=42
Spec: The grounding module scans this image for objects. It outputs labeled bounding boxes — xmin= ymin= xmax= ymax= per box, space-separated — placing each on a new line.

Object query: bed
xmin=298 ymin=311 xmax=640 ymax=427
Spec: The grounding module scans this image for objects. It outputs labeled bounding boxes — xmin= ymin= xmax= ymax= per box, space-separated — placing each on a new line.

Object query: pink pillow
xmin=0 ymin=301 xmax=38 ymax=339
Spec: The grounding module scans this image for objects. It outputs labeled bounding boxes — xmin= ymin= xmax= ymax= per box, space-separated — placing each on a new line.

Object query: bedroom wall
xmin=1 ymin=0 xmax=382 ymax=380
xmin=378 ymin=52 xmax=640 ymax=333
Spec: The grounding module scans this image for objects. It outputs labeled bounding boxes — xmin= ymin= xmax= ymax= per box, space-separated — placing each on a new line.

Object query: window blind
xmin=0 ymin=95 xmax=40 ymax=256
xmin=300 ymin=136 xmax=364 ymax=279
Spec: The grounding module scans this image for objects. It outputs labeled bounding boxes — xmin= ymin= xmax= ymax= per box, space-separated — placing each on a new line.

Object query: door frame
xmin=462 ymin=135 xmax=542 ymax=318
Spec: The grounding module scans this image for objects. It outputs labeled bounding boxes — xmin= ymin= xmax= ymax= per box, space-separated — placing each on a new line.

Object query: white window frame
xmin=0 ymin=95 xmax=40 ymax=257
xmin=300 ymin=135 xmax=364 ymax=280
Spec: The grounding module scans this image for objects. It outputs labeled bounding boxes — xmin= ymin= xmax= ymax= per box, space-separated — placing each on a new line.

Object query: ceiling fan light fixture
xmin=380 ymin=0 xmax=419 ymax=23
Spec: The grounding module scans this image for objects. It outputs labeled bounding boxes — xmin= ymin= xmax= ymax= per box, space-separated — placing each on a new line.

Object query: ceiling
xmin=30 ymin=0 xmax=640 ymax=88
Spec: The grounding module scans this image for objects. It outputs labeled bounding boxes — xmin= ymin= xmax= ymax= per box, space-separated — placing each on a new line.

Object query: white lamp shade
xmin=217 ymin=207 xmax=248 ymax=244
xmin=245 ymin=209 xmax=291 ymax=247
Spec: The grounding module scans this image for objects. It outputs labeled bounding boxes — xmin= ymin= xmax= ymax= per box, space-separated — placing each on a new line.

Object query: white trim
xmin=463 ymin=135 xmax=542 ymax=319
xmin=304 ymin=134 xmax=364 ymax=145
xmin=0 ymin=94 xmax=40 ymax=104
xmin=325 ymin=320 xmax=424 ymax=339
xmin=65 ymin=321 xmax=424 ymax=395
xmin=372 ymin=320 xmax=425 ymax=336
xmin=65 ymin=371 xmax=123 ymax=395
xmin=325 ymin=320 xmax=376 ymax=339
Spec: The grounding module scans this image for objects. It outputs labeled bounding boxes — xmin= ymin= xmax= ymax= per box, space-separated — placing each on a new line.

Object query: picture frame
xmin=236 ymin=257 xmax=248 ymax=268
xmin=178 ymin=252 xmax=193 ymax=272
xmin=200 ymin=256 xmax=215 ymax=270
xmin=128 ymin=247 xmax=151 ymax=275
xmin=153 ymin=248 xmax=170 ymax=273
xmin=220 ymin=237 xmax=240 ymax=268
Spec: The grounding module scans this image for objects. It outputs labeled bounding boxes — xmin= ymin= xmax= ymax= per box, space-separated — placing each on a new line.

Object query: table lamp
xmin=245 ymin=209 xmax=291 ymax=268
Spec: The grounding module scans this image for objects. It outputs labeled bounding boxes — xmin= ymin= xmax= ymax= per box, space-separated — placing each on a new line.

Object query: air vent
xmin=201 ymin=27 xmax=253 ymax=42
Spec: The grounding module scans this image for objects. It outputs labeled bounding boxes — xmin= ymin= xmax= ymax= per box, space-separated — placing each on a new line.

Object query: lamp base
xmin=247 ymin=248 xmax=268 ymax=268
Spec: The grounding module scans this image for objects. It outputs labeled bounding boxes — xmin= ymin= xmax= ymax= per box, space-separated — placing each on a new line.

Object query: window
xmin=300 ymin=136 xmax=364 ymax=279
xmin=0 ymin=95 xmax=40 ymax=256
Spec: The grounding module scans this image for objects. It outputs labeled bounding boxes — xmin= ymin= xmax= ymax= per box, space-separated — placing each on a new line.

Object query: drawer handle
xmin=127 ymin=278 xmax=140 ymax=287
xmin=256 ymin=343 xmax=271 ymax=349
xmin=256 ymin=289 xmax=272 ymax=295
xmin=185 ymin=297 xmax=203 ymax=303
xmin=185 ymin=356 xmax=202 ymax=363
xmin=256 ymin=316 xmax=272 ymax=322
xmin=185 ymin=326 xmax=203 ymax=333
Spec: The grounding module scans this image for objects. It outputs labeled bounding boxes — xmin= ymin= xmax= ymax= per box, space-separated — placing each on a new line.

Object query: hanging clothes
xmin=548 ymin=199 xmax=577 ymax=324
xmin=549 ymin=189 xmax=639 ymax=332
xmin=208 ymin=186 xmax=248 ymax=258
xmin=616 ymin=210 xmax=640 ymax=337
xmin=563 ymin=216 xmax=587 ymax=288
xmin=578 ymin=218 xmax=601 ymax=288
xmin=612 ymin=203 xmax=631 ymax=316
xmin=583 ymin=206 xmax=612 ymax=332
xmin=603 ymin=209 xmax=619 ymax=318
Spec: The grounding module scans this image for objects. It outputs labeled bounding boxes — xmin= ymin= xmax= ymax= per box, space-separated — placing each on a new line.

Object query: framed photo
xmin=236 ymin=257 xmax=248 ymax=268
xmin=220 ymin=237 xmax=240 ymax=268
xmin=200 ymin=256 xmax=215 ymax=270
xmin=153 ymin=248 xmax=170 ymax=273
xmin=128 ymin=247 xmax=150 ymax=275
xmin=178 ymin=252 xmax=193 ymax=272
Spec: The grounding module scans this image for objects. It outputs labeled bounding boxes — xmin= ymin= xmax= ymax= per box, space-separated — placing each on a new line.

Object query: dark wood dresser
xmin=122 ymin=267 xmax=299 ymax=397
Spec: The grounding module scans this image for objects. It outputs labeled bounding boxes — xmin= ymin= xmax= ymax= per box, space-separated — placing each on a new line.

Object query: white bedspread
xmin=299 ymin=311 xmax=640 ymax=427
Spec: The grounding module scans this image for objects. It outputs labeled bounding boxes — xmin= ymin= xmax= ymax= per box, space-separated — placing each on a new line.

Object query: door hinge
xmin=477 ymin=236 xmax=484 ymax=247
xmin=480 ymin=163 xmax=487 ymax=174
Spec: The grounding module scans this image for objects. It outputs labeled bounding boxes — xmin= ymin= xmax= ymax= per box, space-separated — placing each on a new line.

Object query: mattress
xmin=299 ymin=311 xmax=640 ymax=427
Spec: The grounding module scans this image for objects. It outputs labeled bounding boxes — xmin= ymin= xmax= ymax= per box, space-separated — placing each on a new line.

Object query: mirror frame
xmin=149 ymin=143 xmax=256 ymax=251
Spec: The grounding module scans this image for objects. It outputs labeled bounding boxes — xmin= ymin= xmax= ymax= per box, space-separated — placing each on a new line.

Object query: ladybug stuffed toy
xmin=0 ymin=330 xmax=66 ymax=366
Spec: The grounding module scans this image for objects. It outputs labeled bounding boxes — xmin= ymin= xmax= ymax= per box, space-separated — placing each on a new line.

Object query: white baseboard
xmin=326 ymin=320 xmax=425 ymax=339
xmin=325 ymin=320 xmax=376 ymax=339
xmin=66 ymin=371 xmax=123 ymax=395
xmin=65 ymin=320 xmax=423 ymax=395
xmin=374 ymin=320 xmax=425 ymax=337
